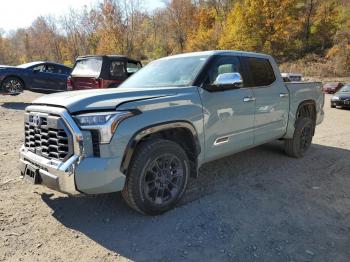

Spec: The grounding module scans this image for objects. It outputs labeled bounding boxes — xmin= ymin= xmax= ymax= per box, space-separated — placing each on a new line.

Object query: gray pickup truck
xmin=19 ymin=51 xmax=324 ymax=215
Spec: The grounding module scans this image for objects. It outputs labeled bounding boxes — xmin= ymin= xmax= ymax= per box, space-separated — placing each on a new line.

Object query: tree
xmin=166 ymin=0 xmax=196 ymax=53
xmin=311 ymin=0 xmax=340 ymax=51
xmin=186 ymin=7 xmax=218 ymax=51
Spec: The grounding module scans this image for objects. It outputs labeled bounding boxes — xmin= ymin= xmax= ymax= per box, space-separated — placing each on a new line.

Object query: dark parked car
xmin=0 ymin=61 xmax=71 ymax=95
xmin=331 ymin=84 xmax=350 ymax=108
xmin=322 ymin=82 xmax=343 ymax=94
xmin=67 ymin=55 xmax=142 ymax=90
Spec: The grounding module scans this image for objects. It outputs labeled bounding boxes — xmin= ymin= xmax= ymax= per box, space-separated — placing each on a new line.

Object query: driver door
xmin=198 ymin=55 xmax=255 ymax=162
xmin=30 ymin=64 xmax=46 ymax=90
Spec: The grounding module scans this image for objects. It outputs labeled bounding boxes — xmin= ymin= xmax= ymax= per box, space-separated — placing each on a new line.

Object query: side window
xmin=127 ymin=62 xmax=141 ymax=74
xmin=46 ymin=65 xmax=56 ymax=73
xmin=32 ymin=64 xmax=45 ymax=72
xmin=110 ymin=61 xmax=126 ymax=78
xmin=56 ymin=66 xmax=70 ymax=75
xmin=206 ymin=56 xmax=245 ymax=87
xmin=244 ymin=57 xmax=276 ymax=87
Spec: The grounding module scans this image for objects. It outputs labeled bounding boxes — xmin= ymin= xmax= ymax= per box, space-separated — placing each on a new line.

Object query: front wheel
xmin=122 ymin=139 xmax=190 ymax=215
xmin=1 ymin=77 xmax=24 ymax=95
xmin=284 ymin=117 xmax=314 ymax=158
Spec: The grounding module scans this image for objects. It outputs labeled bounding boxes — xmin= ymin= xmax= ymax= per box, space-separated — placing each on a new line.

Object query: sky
xmin=0 ymin=0 xmax=165 ymax=33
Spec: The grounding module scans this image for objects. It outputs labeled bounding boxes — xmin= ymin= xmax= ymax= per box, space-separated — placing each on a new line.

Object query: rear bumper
xmin=323 ymin=89 xmax=336 ymax=94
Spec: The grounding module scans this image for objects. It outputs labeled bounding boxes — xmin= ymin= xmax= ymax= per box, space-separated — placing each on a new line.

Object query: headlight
xmin=75 ymin=111 xmax=134 ymax=144
xmin=332 ymin=96 xmax=339 ymax=101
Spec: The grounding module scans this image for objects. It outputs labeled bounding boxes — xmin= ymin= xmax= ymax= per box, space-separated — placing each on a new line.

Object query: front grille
xmin=24 ymin=112 xmax=73 ymax=161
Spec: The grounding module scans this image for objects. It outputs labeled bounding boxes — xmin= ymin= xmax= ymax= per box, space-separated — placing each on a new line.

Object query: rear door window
xmin=127 ymin=62 xmax=141 ymax=74
xmin=110 ymin=61 xmax=126 ymax=78
xmin=71 ymin=58 xmax=103 ymax=77
xmin=56 ymin=66 xmax=70 ymax=75
xmin=243 ymin=57 xmax=276 ymax=87
xmin=45 ymin=64 xmax=56 ymax=73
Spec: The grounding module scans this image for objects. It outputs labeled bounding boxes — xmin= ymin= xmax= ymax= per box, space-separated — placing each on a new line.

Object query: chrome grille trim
xmin=24 ymin=105 xmax=84 ymax=159
xmin=24 ymin=112 xmax=73 ymax=161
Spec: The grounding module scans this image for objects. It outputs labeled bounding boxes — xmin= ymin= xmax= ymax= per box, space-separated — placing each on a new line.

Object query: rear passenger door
xmin=241 ymin=56 xmax=289 ymax=145
xmin=199 ymin=55 xmax=255 ymax=162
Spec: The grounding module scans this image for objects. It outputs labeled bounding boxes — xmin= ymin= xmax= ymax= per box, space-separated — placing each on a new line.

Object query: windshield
xmin=71 ymin=58 xmax=102 ymax=77
xmin=340 ymin=84 xmax=350 ymax=92
xmin=120 ymin=55 xmax=209 ymax=88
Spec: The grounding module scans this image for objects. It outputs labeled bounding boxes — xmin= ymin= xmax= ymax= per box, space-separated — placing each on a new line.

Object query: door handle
xmin=243 ymin=97 xmax=256 ymax=102
xmin=280 ymin=93 xmax=289 ymax=98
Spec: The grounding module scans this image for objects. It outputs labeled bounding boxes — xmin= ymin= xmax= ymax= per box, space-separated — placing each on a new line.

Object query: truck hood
xmin=32 ymin=87 xmax=180 ymax=113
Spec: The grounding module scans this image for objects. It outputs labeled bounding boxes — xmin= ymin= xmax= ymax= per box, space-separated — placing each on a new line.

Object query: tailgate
xmin=71 ymin=77 xmax=100 ymax=90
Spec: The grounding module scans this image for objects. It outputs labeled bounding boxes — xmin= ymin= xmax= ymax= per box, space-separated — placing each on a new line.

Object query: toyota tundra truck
xmin=19 ymin=51 xmax=324 ymax=215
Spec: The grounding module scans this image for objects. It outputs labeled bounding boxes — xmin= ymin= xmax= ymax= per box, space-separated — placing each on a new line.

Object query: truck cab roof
xmin=162 ymin=50 xmax=273 ymax=60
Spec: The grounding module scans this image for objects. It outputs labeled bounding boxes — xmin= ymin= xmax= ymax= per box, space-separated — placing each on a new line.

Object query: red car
xmin=322 ymin=82 xmax=343 ymax=94
xmin=67 ymin=55 xmax=142 ymax=90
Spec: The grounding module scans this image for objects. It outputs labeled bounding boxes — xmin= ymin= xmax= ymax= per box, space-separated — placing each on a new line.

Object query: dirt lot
xmin=0 ymin=90 xmax=349 ymax=262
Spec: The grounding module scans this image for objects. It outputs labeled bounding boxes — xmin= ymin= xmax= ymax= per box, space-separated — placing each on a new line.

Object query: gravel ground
xmin=0 ymin=90 xmax=349 ymax=262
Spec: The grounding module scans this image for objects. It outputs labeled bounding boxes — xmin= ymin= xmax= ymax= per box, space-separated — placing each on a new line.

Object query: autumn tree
xmin=186 ymin=7 xmax=218 ymax=51
xmin=166 ymin=0 xmax=196 ymax=53
xmin=311 ymin=0 xmax=340 ymax=51
xmin=0 ymin=0 xmax=348 ymax=76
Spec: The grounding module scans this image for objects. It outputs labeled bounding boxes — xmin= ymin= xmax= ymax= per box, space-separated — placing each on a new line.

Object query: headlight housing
xmin=75 ymin=111 xmax=133 ymax=144
xmin=332 ymin=96 xmax=339 ymax=101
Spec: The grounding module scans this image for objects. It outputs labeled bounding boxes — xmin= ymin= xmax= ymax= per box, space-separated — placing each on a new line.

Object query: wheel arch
xmin=295 ymin=99 xmax=317 ymax=135
xmin=1 ymin=74 xmax=26 ymax=89
xmin=121 ymin=121 xmax=201 ymax=178
xmin=296 ymin=100 xmax=316 ymax=122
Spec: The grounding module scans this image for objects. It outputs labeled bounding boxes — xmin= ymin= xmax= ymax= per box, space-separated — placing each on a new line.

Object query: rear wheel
xmin=1 ymin=77 xmax=24 ymax=95
xmin=284 ymin=117 xmax=314 ymax=158
xmin=122 ymin=139 xmax=190 ymax=215
xmin=331 ymin=104 xmax=336 ymax=108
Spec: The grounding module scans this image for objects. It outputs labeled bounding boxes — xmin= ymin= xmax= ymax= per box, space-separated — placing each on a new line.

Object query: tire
xmin=331 ymin=104 xmax=336 ymax=108
xmin=284 ymin=117 xmax=314 ymax=158
xmin=1 ymin=77 xmax=24 ymax=95
xmin=122 ymin=139 xmax=190 ymax=215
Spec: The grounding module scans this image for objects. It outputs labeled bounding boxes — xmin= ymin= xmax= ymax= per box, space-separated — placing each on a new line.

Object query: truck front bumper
xmin=19 ymin=145 xmax=126 ymax=195
xmin=19 ymin=145 xmax=80 ymax=195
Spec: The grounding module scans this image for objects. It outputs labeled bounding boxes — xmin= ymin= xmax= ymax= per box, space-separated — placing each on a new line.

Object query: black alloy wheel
xmin=122 ymin=139 xmax=190 ymax=215
xmin=2 ymin=77 xmax=24 ymax=95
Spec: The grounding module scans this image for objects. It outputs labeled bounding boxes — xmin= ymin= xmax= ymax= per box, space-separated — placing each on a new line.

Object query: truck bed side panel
xmin=284 ymin=82 xmax=324 ymax=139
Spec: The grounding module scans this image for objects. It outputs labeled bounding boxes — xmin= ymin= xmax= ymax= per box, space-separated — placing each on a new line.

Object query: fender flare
xmin=295 ymin=100 xmax=316 ymax=122
xmin=120 ymin=121 xmax=201 ymax=174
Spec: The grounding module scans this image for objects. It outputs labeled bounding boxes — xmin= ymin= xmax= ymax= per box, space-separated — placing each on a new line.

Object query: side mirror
xmin=213 ymin=72 xmax=243 ymax=89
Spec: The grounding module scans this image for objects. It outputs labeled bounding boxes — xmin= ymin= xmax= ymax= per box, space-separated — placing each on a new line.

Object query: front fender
xmin=120 ymin=121 xmax=201 ymax=173
xmin=98 ymin=86 xmax=205 ymax=172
